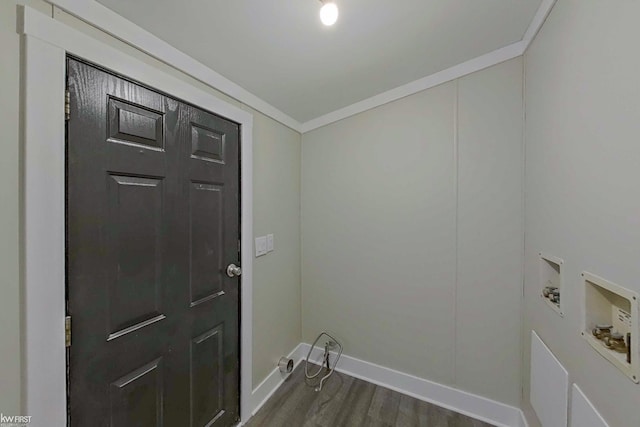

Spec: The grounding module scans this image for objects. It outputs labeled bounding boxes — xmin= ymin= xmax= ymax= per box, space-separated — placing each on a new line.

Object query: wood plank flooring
xmin=246 ymin=363 xmax=495 ymax=427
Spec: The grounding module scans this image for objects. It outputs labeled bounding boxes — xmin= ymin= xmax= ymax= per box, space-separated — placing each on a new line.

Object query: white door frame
xmin=21 ymin=6 xmax=253 ymax=426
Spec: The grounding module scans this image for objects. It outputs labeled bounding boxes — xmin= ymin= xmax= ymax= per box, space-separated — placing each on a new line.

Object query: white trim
xmin=300 ymin=41 xmax=525 ymax=132
xmin=21 ymin=6 xmax=254 ymax=425
xmin=300 ymin=0 xmax=556 ymax=132
xmin=249 ymin=343 xmax=305 ymax=419
xmin=242 ymin=341 xmax=530 ymax=426
xmin=47 ymin=0 xmax=555 ymax=134
xmin=522 ymin=0 xmax=557 ymax=50
xmin=301 ymin=343 xmax=523 ymax=427
xmin=48 ymin=0 xmax=302 ymax=132
xmin=23 ymin=34 xmax=68 ymax=427
xmin=452 ymin=79 xmax=459 ymax=383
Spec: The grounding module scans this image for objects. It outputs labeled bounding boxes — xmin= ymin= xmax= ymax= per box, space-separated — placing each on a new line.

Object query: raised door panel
xmin=191 ymin=124 xmax=225 ymax=163
xmin=108 ymin=97 xmax=164 ymax=151
xmin=191 ymin=325 xmax=225 ymax=427
xmin=110 ymin=358 xmax=164 ymax=426
xmin=107 ymin=174 xmax=166 ymax=340
xmin=189 ymin=182 xmax=225 ymax=307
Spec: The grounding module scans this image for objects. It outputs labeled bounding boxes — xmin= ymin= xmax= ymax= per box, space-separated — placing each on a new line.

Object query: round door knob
xmin=226 ymin=264 xmax=242 ymax=278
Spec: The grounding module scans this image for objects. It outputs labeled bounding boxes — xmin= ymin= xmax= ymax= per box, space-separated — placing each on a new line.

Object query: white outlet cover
xmin=267 ymin=234 xmax=274 ymax=252
xmin=255 ymin=236 xmax=267 ymax=257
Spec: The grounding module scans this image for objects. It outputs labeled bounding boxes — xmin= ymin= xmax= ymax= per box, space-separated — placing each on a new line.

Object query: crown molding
xmin=300 ymin=0 xmax=558 ymax=132
xmin=300 ymin=41 xmax=525 ymax=133
xmin=522 ymin=0 xmax=557 ymax=50
xmin=47 ymin=0 xmax=304 ymax=132
xmin=48 ymin=0 xmax=556 ymax=135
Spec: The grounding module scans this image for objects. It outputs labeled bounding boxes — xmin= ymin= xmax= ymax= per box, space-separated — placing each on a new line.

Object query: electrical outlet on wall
xmin=267 ymin=234 xmax=274 ymax=252
xmin=255 ymin=236 xmax=267 ymax=257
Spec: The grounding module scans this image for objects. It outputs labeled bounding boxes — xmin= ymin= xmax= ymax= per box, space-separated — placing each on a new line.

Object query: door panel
xmin=110 ymin=358 xmax=164 ymax=427
xmin=106 ymin=174 xmax=164 ymax=338
xmin=189 ymin=182 xmax=224 ymax=306
xmin=190 ymin=325 xmax=225 ymax=427
xmin=191 ymin=124 xmax=225 ymax=163
xmin=67 ymin=58 xmax=240 ymax=427
xmin=108 ymin=98 xmax=164 ymax=150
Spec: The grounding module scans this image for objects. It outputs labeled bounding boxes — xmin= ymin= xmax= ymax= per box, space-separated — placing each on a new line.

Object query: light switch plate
xmin=255 ymin=236 xmax=267 ymax=257
xmin=266 ymin=234 xmax=274 ymax=252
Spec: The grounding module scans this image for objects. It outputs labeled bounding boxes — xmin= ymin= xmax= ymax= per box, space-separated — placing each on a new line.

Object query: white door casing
xmin=21 ymin=6 xmax=254 ymax=425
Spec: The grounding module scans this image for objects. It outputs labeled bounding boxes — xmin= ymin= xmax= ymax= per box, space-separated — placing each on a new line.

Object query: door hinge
xmin=65 ymin=316 xmax=71 ymax=347
xmin=65 ymin=89 xmax=70 ymax=121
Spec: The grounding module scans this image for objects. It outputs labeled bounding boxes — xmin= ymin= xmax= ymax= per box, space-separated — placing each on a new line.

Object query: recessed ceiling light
xmin=319 ymin=1 xmax=339 ymax=26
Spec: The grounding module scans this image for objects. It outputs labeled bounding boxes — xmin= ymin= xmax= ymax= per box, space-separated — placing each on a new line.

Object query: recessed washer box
xmin=539 ymin=253 xmax=564 ymax=317
xmin=581 ymin=271 xmax=639 ymax=383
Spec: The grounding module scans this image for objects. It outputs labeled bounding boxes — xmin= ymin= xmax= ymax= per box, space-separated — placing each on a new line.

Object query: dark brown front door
xmin=67 ymin=58 xmax=240 ymax=427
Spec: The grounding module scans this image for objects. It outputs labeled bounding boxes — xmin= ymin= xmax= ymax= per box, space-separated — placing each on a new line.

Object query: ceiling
xmin=96 ymin=0 xmax=542 ymax=124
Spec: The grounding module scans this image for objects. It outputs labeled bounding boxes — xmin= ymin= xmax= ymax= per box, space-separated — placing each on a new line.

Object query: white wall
xmin=0 ymin=0 xmax=25 ymax=416
xmin=14 ymin=2 xmax=640 ymax=423
xmin=301 ymin=58 xmax=523 ymax=405
xmin=0 ymin=2 xmax=302 ymax=413
xmin=251 ymin=111 xmax=301 ymax=386
xmin=456 ymin=59 xmax=524 ymax=403
xmin=523 ymin=1 xmax=640 ymax=426
xmin=0 ymin=0 xmax=53 ymax=415
xmin=302 ymin=81 xmax=458 ymax=385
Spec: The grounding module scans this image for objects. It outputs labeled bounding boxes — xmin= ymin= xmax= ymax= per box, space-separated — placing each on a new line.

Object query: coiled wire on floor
xmin=304 ymin=331 xmax=343 ymax=392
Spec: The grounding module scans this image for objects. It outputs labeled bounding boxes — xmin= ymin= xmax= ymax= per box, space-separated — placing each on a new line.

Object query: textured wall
xmin=302 ymin=58 xmax=523 ymax=405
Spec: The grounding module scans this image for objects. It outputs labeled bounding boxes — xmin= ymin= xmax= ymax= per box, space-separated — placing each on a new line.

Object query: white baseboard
xmin=249 ymin=343 xmax=305 ymax=420
xmin=301 ymin=343 xmax=524 ymax=427
xmin=249 ymin=342 xmax=526 ymax=427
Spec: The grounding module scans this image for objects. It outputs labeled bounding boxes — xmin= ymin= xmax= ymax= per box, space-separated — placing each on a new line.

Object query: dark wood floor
xmin=246 ymin=363 xmax=495 ymax=427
